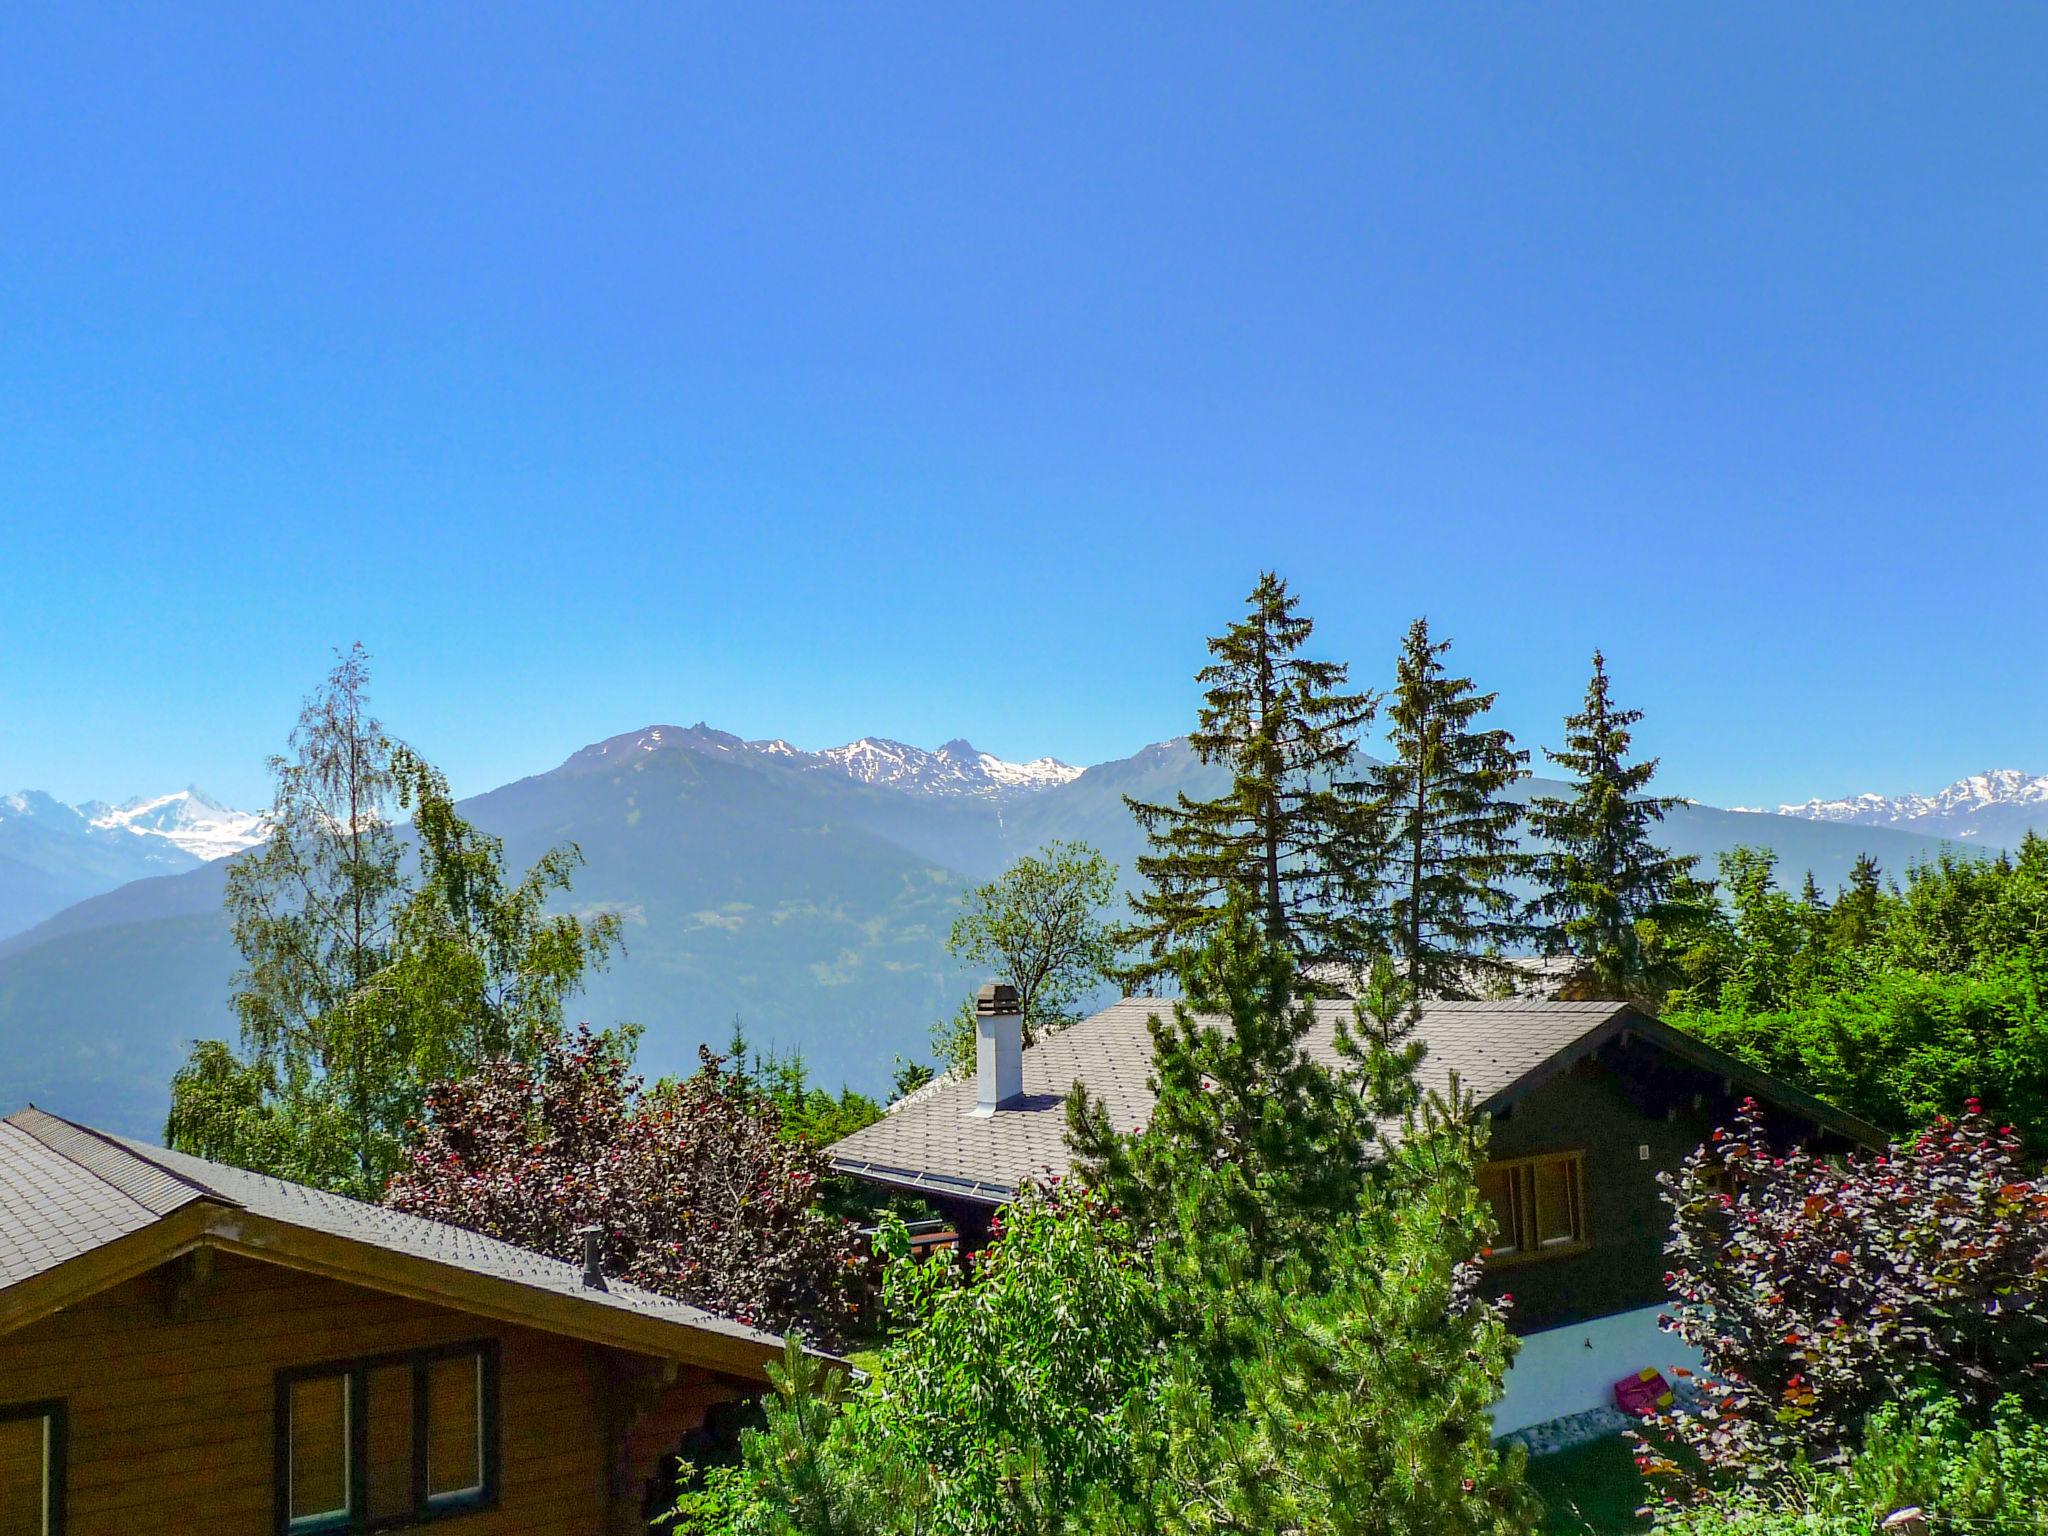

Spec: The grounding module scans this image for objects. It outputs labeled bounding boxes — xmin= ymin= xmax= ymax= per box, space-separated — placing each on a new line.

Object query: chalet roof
xmin=0 ymin=1107 xmax=790 ymax=1376
xmin=826 ymin=997 xmax=1885 ymax=1205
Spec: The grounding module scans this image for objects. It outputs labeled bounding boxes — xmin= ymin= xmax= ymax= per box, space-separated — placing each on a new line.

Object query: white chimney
xmin=973 ymin=982 xmax=1024 ymax=1115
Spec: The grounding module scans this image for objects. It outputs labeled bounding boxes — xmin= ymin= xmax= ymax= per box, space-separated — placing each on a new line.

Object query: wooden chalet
xmin=0 ymin=1108 xmax=790 ymax=1535
xmin=827 ymin=992 xmax=1884 ymax=1434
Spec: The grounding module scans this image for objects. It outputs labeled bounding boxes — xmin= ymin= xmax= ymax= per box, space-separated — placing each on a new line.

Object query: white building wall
xmin=1491 ymin=1304 xmax=1705 ymax=1434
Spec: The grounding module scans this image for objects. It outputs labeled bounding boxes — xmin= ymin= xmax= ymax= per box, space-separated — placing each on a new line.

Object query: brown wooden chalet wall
xmin=1475 ymin=1043 xmax=1851 ymax=1335
xmin=0 ymin=1251 xmax=746 ymax=1535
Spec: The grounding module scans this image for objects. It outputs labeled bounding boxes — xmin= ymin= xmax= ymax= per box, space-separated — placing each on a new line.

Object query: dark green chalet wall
xmin=1475 ymin=1054 xmax=1721 ymax=1335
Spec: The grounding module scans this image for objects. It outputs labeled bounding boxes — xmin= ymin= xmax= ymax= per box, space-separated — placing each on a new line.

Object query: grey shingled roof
xmin=827 ymin=996 xmax=1884 ymax=1204
xmin=0 ymin=1108 xmax=786 ymax=1356
xmin=828 ymin=998 xmax=1633 ymax=1204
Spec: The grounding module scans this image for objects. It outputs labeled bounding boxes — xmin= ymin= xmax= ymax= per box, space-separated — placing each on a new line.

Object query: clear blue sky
xmin=3 ymin=5 xmax=2043 ymax=812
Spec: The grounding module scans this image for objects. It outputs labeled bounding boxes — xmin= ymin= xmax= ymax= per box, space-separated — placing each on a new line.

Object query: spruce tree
xmin=1523 ymin=650 xmax=1697 ymax=1001
xmin=1831 ymin=853 xmax=1885 ymax=951
xmin=1364 ymin=618 xmax=1530 ymax=998
xmin=1120 ymin=572 xmax=1378 ymax=989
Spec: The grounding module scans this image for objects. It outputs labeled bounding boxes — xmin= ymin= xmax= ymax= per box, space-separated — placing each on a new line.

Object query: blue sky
xmin=2 ymin=4 xmax=2043 ymax=812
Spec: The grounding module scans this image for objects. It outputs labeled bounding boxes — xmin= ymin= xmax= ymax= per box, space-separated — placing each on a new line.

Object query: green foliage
xmin=382 ymin=747 xmax=623 ymax=1077
xmin=1361 ymin=617 xmax=1529 ymax=998
xmin=165 ymin=647 xmax=618 ymax=1197
xmin=717 ymin=1022 xmax=892 ymax=1223
xmin=1067 ymin=893 xmax=1386 ymax=1289
xmin=1679 ymin=969 xmax=2048 ymax=1150
xmin=721 ymin=1022 xmax=886 ymax=1151
xmin=700 ymin=912 xmax=1534 ymax=1536
xmin=1653 ymin=1394 xmax=2048 ymax=1536
xmin=1120 ymin=572 xmax=1380 ymax=988
xmin=1105 ymin=1093 xmax=1536 ymax=1536
xmin=727 ymin=1186 xmax=1161 ymax=1536
xmin=1523 ymin=651 xmax=1701 ymax=1002
xmin=947 ymin=840 xmax=1119 ymax=1046
xmin=1666 ymin=836 xmax=2048 ymax=1145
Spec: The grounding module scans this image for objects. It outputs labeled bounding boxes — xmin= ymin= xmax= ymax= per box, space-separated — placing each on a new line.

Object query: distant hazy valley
xmin=2 ymin=734 xmax=2038 ymax=1140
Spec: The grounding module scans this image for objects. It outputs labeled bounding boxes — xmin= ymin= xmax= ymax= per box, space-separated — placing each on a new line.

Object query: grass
xmin=1524 ymin=1434 xmax=1653 ymax=1536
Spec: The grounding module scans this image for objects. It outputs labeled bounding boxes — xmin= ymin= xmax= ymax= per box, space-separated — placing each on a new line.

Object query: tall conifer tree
xmin=1523 ymin=650 xmax=1696 ymax=1001
xmin=1119 ymin=573 xmax=1378 ymax=988
xmin=1364 ymin=617 xmax=1529 ymax=998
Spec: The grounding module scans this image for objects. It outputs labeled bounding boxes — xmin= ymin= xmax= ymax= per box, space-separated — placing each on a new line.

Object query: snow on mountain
xmin=87 ymin=788 xmax=267 ymax=861
xmin=1 ymin=786 xmax=264 ymax=863
xmin=0 ymin=790 xmax=92 ymax=828
xmin=810 ymin=736 xmax=1082 ymax=798
xmin=1758 ymin=769 xmax=2048 ymax=846
xmin=560 ymin=723 xmax=1082 ymax=800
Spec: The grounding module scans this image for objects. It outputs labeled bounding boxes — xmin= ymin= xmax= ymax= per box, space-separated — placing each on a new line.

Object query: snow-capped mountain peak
xmin=559 ymin=724 xmax=1083 ymax=801
xmin=801 ymin=736 xmax=1080 ymax=799
xmin=1763 ymin=769 xmax=2048 ymax=846
xmin=0 ymin=790 xmax=89 ymax=825
xmin=0 ymin=786 xmax=264 ymax=868
xmin=86 ymin=788 xmax=267 ymax=861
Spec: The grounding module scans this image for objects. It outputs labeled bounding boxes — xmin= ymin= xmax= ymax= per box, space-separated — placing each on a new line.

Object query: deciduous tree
xmin=166 ymin=647 xmax=620 ymax=1197
xmin=1648 ymin=1099 xmax=2048 ymax=1478
xmin=945 ymin=840 xmax=1118 ymax=1054
xmin=386 ymin=1025 xmax=870 ymax=1343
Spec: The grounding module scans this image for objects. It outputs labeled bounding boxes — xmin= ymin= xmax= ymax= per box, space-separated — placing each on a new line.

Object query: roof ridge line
xmin=6 ymin=1108 xmax=232 ymax=1217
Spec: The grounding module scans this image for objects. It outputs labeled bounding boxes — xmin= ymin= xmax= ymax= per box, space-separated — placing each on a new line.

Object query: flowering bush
xmin=1646 ymin=1098 xmax=2048 ymax=1477
xmin=385 ymin=1025 xmax=871 ymax=1345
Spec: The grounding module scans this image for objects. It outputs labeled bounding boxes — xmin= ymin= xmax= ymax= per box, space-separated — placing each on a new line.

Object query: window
xmin=1478 ymin=1152 xmax=1588 ymax=1263
xmin=0 ymin=1401 xmax=64 ymax=1536
xmin=277 ymin=1343 xmax=498 ymax=1533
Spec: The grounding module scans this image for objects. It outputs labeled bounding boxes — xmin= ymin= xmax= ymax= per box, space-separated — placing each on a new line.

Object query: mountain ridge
xmin=0 ymin=723 xmax=1996 ymax=1141
xmin=1747 ymin=768 xmax=2048 ymax=847
xmin=0 ymin=785 xmax=262 ymax=940
xmin=560 ymin=723 xmax=1082 ymax=800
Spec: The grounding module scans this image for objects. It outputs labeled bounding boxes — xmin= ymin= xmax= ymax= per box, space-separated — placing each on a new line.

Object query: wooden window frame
xmin=0 ymin=1399 xmax=66 ymax=1536
xmin=274 ymin=1340 xmax=501 ymax=1535
xmin=1478 ymin=1150 xmax=1591 ymax=1267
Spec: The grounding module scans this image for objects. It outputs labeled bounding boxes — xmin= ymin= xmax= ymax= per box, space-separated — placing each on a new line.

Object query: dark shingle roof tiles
xmin=827 ymin=998 xmax=1634 ymax=1202
xmin=0 ymin=1106 xmax=785 ymax=1354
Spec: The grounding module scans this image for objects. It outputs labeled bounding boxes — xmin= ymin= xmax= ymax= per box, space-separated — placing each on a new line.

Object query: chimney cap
xmin=975 ymin=982 xmax=1022 ymax=1016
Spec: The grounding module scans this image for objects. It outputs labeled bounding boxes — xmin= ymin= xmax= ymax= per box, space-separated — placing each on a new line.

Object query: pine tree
xmin=1118 ymin=1094 xmax=1536 ymax=1536
xmin=1120 ymin=573 xmax=1378 ymax=989
xmin=1364 ymin=618 xmax=1530 ymax=998
xmin=1069 ymin=894 xmax=1382 ymax=1281
xmin=1523 ymin=650 xmax=1697 ymax=1001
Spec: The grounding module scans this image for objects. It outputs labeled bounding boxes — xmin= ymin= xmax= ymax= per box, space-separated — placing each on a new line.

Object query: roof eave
xmin=1479 ymin=1003 xmax=1888 ymax=1149
xmin=0 ymin=1198 xmax=788 ymax=1383
xmin=826 ymin=1157 xmax=1014 ymax=1208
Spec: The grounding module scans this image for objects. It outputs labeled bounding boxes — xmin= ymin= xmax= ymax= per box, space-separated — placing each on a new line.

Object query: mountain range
xmin=0 ymin=787 xmax=264 ymax=940
xmin=1748 ymin=769 xmax=2048 ymax=850
xmin=0 ymin=731 xmax=2015 ymax=1140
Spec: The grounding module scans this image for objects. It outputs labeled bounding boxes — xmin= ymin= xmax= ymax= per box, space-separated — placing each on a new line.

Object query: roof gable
xmin=0 ymin=1108 xmax=788 ymax=1379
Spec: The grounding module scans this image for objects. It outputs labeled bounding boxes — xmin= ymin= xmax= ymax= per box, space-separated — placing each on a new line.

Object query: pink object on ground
xmin=1613 ymin=1368 xmax=1675 ymax=1417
